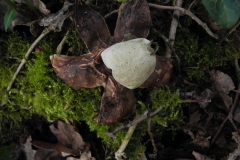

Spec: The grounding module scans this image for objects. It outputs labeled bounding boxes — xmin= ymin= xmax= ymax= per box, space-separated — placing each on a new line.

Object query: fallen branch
xmin=107 ymin=106 xmax=164 ymax=138
xmin=148 ymin=3 xmax=219 ymax=39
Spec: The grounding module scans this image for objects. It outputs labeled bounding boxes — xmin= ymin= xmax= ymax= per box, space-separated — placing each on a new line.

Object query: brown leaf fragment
xmin=211 ymin=70 xmax=235 ymax=94
xmin=114 ymin=0 xmax=152 ymax=42
xmin=21 ymin=136 xmax=36 ymax=160
xmin=34 ymin=149 xmax=64 ymax=160
xmin=191 ymin=136 xmax=210 ymax=148
xmin=38 ymin=1 xmax=73 ymax=31
xmin=192 ymin=151 xmax=213 ymax=160
xmin=140 ymin=57 xmax=173 ymax=88
xmin=198 ymin=89 xmax=214 ymax=108
xmin=210 ymin=70 xmax=235 ymax=108
xmin=97 ymin=76 xmax=136 ymax=124
xmin=50 ymin=54 xmax=107 ymax=90
xmin=49 ymin=120 xmax=89 ymax=152
xmin=32 ymin=141 xmax=80 ymax=156
xmin=75 ymin=5 xmax=111 ymax=54
xmin=33 ymin=0 xmax=50 ymax=15
xmin=220 ymin=92 xmax=233 ymax=109
xmin=188 ymin=110 xmax=202 ymax=125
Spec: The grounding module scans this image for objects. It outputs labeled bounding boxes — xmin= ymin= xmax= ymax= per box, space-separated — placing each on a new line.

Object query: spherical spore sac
xmin=101 ymin=38 xmax=156 ymax=89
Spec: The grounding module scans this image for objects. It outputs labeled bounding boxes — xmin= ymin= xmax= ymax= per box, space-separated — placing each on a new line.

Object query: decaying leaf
xmin=33 ymin=0 xmax=50 ymax=15
xmin=185 ymin=129 xmax=210 ymax=148
xmin=21 ymin=136 xmax=36 ymax=160
xmin=227 ymin=132 xmax=240 ymax=160
xmin=198 ymin=89 xmax=214 ymax=108
xmin=38 ymin=1 xmax=73 ymax=31
xmin=188 ymin=110 xmax=202 ymax=126
xmin=211 ymin=70 xmax=235 ymax=94
xmin=49 ymin=120 xmax=89 ymax=151
xmin=30 ymin=120 xmax=94 ymax=160
xmin=192 ymin=151 xmax=213 ymax=160
xmin=211 ymin=70 xmax=235 ymax=108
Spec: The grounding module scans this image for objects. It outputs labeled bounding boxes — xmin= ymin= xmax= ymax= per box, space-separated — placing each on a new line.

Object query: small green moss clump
xmin=175 ymin=31 xmax=240 ymax=81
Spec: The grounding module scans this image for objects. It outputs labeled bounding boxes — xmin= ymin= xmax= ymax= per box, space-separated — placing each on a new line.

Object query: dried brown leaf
xmin=21 ymin=136 xmax=36 ymax=160
xmin=211 ymin=70 xmax=235 ymax=94
xmin=33 ymin=0 xmax=50 ymax=15
xmin=192 ymin=151 xmax=213 ymax=160
xmin=220 ymin=92 xmax=233 ymax=109
xmin=211 ymin=70 xmax=235 ymax=108
xmin=34 ymin=149 xmax=64 ymax=160
xmin=192 ymin=136 xmax=210 ymax=148
xmin=188 ymin=110 xmax=202 ymax=125
xmin=38 ymin=1 xmax=72 ymax=31
xmin=198 ymin=89 xmax=214 ymax=108
xmin=49 ymin=120 xmax=89 ymax=151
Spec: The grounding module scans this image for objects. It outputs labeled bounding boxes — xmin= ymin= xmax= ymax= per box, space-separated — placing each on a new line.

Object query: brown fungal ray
xmin=75 ymin=5 xmax=111 ymax=54
xmin=140 ymin=56 xmax=174 ymax=88
xmin=50 ymin=54 xmax=107 ymax=90
xmin=114 ymin=0 xmax=152 ymax=42
xmin=98 ymin=76 xmax=136 ymax=124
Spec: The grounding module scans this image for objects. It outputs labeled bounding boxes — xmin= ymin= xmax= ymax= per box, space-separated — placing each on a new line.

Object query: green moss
xmin=175 ymin=31 xmax=240 ymax=81
xmin=65 ymin=30 xmax=88 ymax=55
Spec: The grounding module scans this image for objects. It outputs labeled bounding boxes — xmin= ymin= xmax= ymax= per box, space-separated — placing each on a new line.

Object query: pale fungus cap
xmin=101 ymin=38 xmax=156 ymax=89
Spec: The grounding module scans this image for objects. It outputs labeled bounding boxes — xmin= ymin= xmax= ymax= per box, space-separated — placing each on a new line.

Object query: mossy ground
xmin=0 ymin=30 xmax=183 ymax=159
xmin=1 ymin=22 xmax=238 ymax=158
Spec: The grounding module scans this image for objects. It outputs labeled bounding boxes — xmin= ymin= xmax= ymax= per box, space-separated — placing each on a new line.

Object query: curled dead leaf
xmin=33 ymin=0 xmax=50 ymax=15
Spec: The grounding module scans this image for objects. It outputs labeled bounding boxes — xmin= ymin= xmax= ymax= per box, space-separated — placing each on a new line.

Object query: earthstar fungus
xmin=50 ymin=0 xmax=173 ymax=124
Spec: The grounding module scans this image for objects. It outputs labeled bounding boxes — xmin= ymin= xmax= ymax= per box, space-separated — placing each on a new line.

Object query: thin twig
xmin=115 ymin=117 xmax=138 ymax=160
xmin=160 ymin=34 xmax=181 ymax=74
xmin=147 ymin=118 xmax=157 ymax=158
xmin=56 ymin=30 xmax=70 ymax=54
xmin=104 ymin=9 xmax=119 ymax=19
xmin=165 ymin=0 xmax=183 ymax=58
xmin=107 ymin=106 xmax=164 ymax=138
xmin=148 ymin=3 xmax=219 ymax=39
xmin=7 ymin=26 xmax=53 ymax=92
